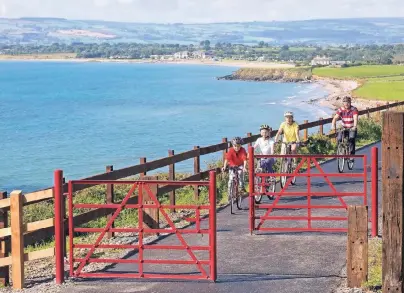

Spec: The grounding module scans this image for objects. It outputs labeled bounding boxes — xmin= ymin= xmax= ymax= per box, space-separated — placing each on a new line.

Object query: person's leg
xmin=228 ymin=169 xmax=234 ymax=200
xmin=238 ymin=167 xmax=244 ymax=191
xmin=260 ymin=158 xmax=270 ymax=192
xmin=349 ymin=129 xmax=357 ymax=155
xmin=291 ymin=143 xmax=297 ymax=167
xmin=337 ymin=130 xmax=343 ymax=143
xmin=268 ymin=158 xmax=275 ymax=174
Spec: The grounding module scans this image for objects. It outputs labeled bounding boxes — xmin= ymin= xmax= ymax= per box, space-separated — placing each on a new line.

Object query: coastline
xmin=311 ymin=77 xmax=383 ymax=111
xmin=0 ymin=54 xmax=385 ymax=111
xmin=0 ymin=55 xmax=294 ymax=69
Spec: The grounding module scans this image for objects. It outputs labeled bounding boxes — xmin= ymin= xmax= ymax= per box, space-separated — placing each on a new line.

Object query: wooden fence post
xmin=347 ymin=205 xmax=368 ymax=288
xmin=140 ymin=157 xmax=146 ymax=178
xmin=382 ymin=111 xmax=404 ymax=293
xmin=319 ymin=118 xmax=323 ymax=135
xmin=386 ymin=101 xmax=390 ymax=111
xmin=168 ymin=150 xmax=175 ymax=212
xmin=106 ymin=165 xmax=114 ymax=239
xmin=10 ymin=190 xmax=24 ymax=290
xmin=194 ymin=146 xmax=200 ymax=200
xmin=141 ymin=176 xmax=159 ymax=237
xmin=247 ymin=133 xmax=252 ymax=147
xmin=366 ymin=107 xmax=370 ymax=119
xmin=0 ymin=191 xmax=9 ymax=286
xmin=222 ymin=138 xmax=228 ymax=164
xmin=303 ymin=120 xmax=308 ymax=141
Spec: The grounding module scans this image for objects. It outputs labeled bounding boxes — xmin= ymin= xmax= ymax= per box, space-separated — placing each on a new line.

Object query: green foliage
xmin=3 ymin=43 xmax=404 ymax=65
xmin=357 ymin=117 xmax=382 ymax=143
xmin=363 ymin=238 xmax=382 ymax=292
xmin=303 ymin=134 xmax=336 ymax=155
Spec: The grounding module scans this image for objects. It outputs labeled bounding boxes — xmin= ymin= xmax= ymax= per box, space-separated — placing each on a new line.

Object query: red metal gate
xmin=66 ymin=172 xmax=217 ymax=281
xmin=248 ymin=146 xmax=370 ymax=233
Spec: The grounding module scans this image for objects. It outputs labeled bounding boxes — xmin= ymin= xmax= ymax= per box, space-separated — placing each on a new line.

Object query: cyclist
xmin=254 ymin=124 xmax=275 ymax=173
xmin=332 ymin=96 xmax=358 ymax=155
xmin=274 ymin=111 xmax=301 ymax=166
xmin=222 ymin=137 xmax=248 ymax=197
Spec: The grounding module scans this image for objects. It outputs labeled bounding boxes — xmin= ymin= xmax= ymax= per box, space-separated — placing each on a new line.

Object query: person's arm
xmin=222 ymin=150 xmax=230 ymax=172
xmin=270 ymin=141 xmax=275 ymax=154
xmin=242 ymin=149 xmax=248 ymax=172
xmin=253 ymin=139 xmax=259 ymax=151
xmin=274 ymin=125 xmax=283 ymax=142
xmin=295 ymin=125 xmax=300 ymax=143
xmin=353 ymin=114 xmax=358 ymax=129
xmin=222 ymin=159 xmax=228 ymax=172
xmin=352 ymin=108 xmax=359 ymax=129
xmin=331 ymin=113 xmax=340 ymax=131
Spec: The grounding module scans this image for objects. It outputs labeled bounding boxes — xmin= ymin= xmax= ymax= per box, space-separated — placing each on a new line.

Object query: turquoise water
xmin=0 ymin=61 xmax=329 ymax=192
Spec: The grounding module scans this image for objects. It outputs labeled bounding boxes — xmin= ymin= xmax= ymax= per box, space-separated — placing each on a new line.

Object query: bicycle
xmin=280 ymin=142 xmax=299 ymax=189
xmin=254 ymin=159 xmax=276 ymax=204
xmin=227 ymin=166 xmax=243 ymax=214
xmin=336 ymin=128 xmax=355 ymax=173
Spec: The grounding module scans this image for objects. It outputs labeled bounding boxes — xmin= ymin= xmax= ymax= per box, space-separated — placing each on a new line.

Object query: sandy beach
xmin=0 ymin=54 xmax=294 ymax=68
xmin=311 ymin=77 xmax=385 ymax=111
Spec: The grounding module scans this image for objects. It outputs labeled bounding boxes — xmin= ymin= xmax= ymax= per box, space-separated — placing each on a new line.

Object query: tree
xmin=258 ymin=41 xmax=265 ymax=48
xmin=281 ymin=45 xmax=289 ymax=51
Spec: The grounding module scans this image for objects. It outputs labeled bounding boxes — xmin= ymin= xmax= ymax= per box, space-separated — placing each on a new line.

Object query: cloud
xmin=1 ymin=0 xmax=404 ymax=23
xmin=0 ymin=2 xmax=6 ymax=17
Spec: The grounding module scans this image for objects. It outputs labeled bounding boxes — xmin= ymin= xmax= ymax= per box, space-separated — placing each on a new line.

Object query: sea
xmin=0 ymin=61 xmax=330 ymax=192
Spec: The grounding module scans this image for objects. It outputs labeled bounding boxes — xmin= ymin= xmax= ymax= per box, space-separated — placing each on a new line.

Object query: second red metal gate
xmin=248 ymin=147 xmax=371 ymax=233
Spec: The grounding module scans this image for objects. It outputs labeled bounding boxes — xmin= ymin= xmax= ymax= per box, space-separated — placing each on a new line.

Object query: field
xmin=313 ymin=65 xmax=404 ymax=78
xmin=354 ymin=76 xmax=404 ymax=101
xmin=313 ymin=65 xmax=404 ymax=101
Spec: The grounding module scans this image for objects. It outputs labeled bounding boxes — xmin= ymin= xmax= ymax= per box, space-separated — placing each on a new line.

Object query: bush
xmin=357 ymin=117 xmax=382 ymax=143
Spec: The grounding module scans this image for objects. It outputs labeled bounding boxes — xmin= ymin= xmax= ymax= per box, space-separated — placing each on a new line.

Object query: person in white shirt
xmin=253 ymin=124 xmax=275 ymax=173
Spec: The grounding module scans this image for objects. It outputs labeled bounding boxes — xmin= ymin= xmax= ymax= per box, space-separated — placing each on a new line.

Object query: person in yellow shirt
xmin=274 ymin=111 xmax=300 ymax=161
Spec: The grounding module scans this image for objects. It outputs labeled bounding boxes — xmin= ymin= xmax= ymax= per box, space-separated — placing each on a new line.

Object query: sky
xmin=0 ymin=0 xmax=403 ymax=23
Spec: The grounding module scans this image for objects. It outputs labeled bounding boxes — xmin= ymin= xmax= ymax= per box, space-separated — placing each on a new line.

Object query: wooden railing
xmin=0 ymin=100 xmax=402 ymax=289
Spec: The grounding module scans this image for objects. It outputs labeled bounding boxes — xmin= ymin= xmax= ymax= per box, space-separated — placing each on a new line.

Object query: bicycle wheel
xmin=229 ymin=180 xmax=236 ymax=214
xmin=290 ymin=161 xmax=296 ymax=186
xmin=267 ymin=177 xmax=276 ymax=200
xmin=337 ymin=144 xmax=345 ymax=173
xmin=347 ymin=144 xmax=355 ymax=170
xmin=254 ymin=174 xmax=263 ymax=204
xmin=236 ymin=191 xmax=243 ymax=210
xmin=280 ymin=159 xmax=288 ymax=189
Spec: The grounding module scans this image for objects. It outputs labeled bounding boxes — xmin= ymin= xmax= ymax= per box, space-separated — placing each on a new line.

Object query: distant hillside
xmin=1 ymin=17 xmax=404 ymax=45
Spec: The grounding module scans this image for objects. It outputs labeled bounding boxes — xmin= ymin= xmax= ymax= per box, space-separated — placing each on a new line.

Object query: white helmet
xmin=284 ymin=111 xmax=294 ymax=117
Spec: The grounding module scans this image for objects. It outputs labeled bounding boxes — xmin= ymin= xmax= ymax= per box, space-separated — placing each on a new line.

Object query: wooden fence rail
xmin=0 ymin=100 xmax=403 ymax=289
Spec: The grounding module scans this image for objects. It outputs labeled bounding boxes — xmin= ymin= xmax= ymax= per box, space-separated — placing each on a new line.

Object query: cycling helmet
xmin=342 ymin=96 xmax=351 ymax=103
xmin=284 ymin=111 xmax=294 ymax=117
xmin=260 ymin=124 xmax=270 ymax=131
xmin=231 ymin=137 xmax=243 ymax=146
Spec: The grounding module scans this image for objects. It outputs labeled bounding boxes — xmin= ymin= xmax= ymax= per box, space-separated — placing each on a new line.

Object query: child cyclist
xmin=254 ymin=124 xmax=275 ymax=173
xmin=254 ymin=124 xmax=276 ymax=198
xmin=221 ymin=137 xmax=248 ymax=198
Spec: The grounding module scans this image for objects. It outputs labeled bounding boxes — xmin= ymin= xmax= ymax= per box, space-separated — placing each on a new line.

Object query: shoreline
xmin=310 ymin=77 xmax=384 ymax=111
xmin=0 ymin=54 xmax=385 ymax=110
xmin=0 ymin=55 xmax=295 ymax=69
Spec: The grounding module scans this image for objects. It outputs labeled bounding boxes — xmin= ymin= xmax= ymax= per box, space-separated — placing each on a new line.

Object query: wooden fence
xmin=0 ymin=100 xmax=403 ymax=289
